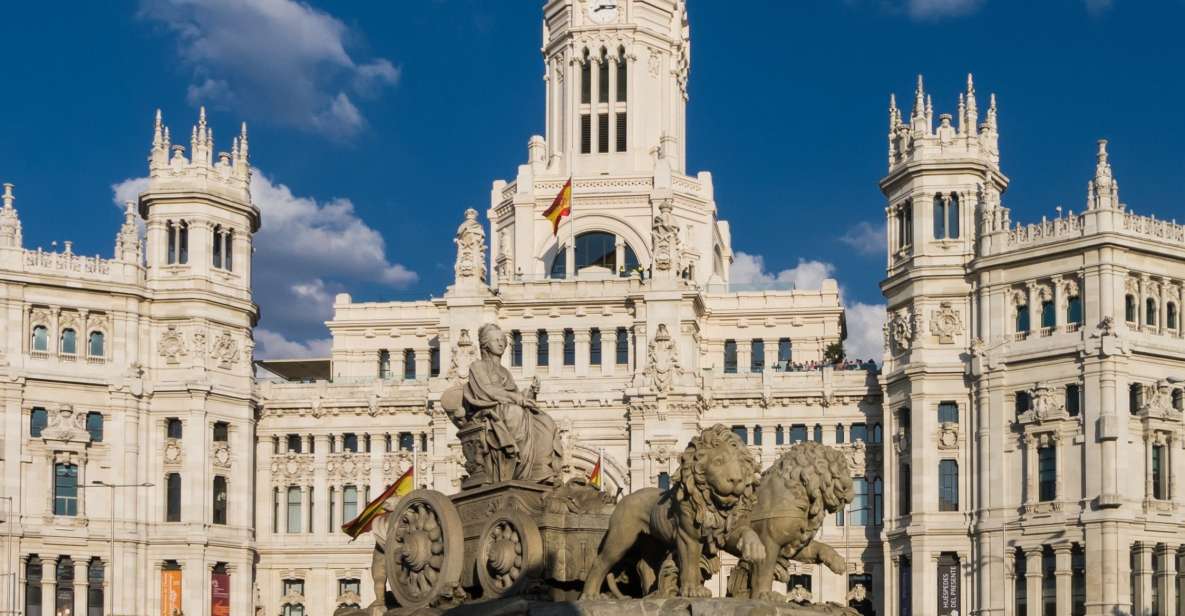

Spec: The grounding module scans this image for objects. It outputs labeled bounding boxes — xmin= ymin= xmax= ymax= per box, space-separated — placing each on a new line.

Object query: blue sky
xmin=0 ymin=0 xmax=1181 ymax=359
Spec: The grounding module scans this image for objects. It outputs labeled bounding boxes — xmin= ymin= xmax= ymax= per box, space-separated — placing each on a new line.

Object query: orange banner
xmin=161 ymin=569 xmax=182 ymax=616
xmin=211 ymin=572 xmax=230 ymax=616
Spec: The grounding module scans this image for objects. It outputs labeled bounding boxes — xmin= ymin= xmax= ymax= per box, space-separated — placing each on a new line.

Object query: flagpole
xmin=413 ymin=436 xmax=419 ymax=489
xmin=598 ymin=447 xmax=604 ymax=493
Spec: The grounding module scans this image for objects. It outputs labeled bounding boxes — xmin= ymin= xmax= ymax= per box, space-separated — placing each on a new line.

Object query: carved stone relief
xmin=929 ymin=302 xmax=962 ymax=344
xmin=210 ymin=330 xmax=240 ymax=368
xmin=158 ymin=326 xmax=187 ymax=365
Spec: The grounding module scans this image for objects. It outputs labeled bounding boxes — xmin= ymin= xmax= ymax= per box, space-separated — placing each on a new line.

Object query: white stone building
xmin=2 ymin=2 xmax=1183 ymax=616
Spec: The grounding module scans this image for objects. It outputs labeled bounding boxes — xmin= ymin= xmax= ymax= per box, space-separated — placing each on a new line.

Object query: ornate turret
xmin=888 ymin=74 xmax=1000 ymax=172
xmin=1086 ymin=139 xmax=1121 ymax=210
xmin=0 ymin=183 xmax=22 ymax=249
xmin=114 ymin=201 xmax=142 ymax=263
xmin=147 ymin=107 xmax=251 ymax=192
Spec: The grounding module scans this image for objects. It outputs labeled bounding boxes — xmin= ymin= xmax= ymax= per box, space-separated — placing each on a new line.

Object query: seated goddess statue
xmin=454 ymin=323 xmax=563 ymax=485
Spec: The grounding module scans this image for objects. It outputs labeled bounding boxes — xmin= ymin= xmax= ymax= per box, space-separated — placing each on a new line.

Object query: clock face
xmin=588 ymin=0 xmax=618 ymax=25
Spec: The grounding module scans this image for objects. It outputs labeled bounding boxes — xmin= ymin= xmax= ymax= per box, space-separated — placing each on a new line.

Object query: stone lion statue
xmin=726 ymin=442 xmax=854 ymax=601
xmin=581 ymin=424 xmax=766 ymax=599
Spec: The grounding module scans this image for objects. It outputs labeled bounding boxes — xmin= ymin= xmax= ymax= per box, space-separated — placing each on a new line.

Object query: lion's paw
xmin=755 ymin=590 xmax=787 ymax=603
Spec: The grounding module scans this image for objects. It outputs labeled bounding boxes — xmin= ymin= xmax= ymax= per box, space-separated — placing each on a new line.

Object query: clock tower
xmin=541 ymin=0 xmax=690 ymax=177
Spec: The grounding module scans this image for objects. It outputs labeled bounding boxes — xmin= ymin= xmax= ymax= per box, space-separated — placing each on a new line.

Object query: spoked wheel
xmin=385 ymin=490 xmax=464 ymax=609
xmin=475 ymin=510 xmax=544 ymax=598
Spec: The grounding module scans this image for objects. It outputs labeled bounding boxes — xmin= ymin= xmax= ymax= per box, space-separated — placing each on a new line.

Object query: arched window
xmin=54 ymin=463 xmax=79 ymax=516
xmin=933 ymin=194 xmax=946 ymax=239
xmin=1040 ymin=300 xmax=1055 ymax=329
xmin=836 ymin=424 xmax=845 ymax=444
xmin=378 ymin=349 xmax=391 ymax=379
xmin=1146 ymin=298 xmax=1158 ymax=327
xmin=562 ymin=329 xmax=575 ymax=366
xmin=580 ymin=49 xmax=591 ymax=104
xmin=32 ymin=325 xmax=48 ymax=352
xmin=1015 ymin=303 xmax=1030 ymax=334
xmin=896 ymin=199 xmax=914 ymax=249
xmin=871 ymin=423 xmax=883 ymax=444
xmin=614 ymin=46 xmax=627 ymax=152
xmin=85 ymin=412 xmax=103 ymax=442
xmin=616 ymin=46 xmax=627 ymax=102
xmin=580 ymin=49 xmax=592 ymax=154
xmin=213 ymin=476 xmax=228 ymax=525
xmin=1168 ymin=303 xmax=1179 ymax=330
xmin=167 ymin=220 xmax=189 ymax=265
xmin=598 ymin=48 xmax=609 ymax=103
xmin=60 ymin=328 xmax=77 ymax=355
xmin=1125 ymin=294 xmax=1138 ymax=323
xmin=87 ymin=558 xmax=104 ymax=616
xmin=403 ymin=349 xmax=416 ymax=380
xmin=537 ymin=330 xmax=549 ymax=366
xmin=88 ymin=331 xmax=104 ymax=357
xmin=166 ymin=220 xmax=176 ymax=264
xmin=813 ymin=424 xmax=823 ymax=443
xmin=510 ymin=331 xmax=523 ymax=367
xmin=30 ymin=407 xmax=48 ymax=437
xmin=551 ymin=231 xmax=639 ymax=278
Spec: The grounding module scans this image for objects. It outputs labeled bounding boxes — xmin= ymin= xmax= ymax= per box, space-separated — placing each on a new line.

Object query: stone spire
xmin=147 ymin=108 xmax=251 ymax=189
xmin=114 ymin=200 xmax=142 ymax=263
xmin=963 ymin=73 xmax=978 ymax=137
xmin=0 ymin=183 xmax=22 ymax=248
xmin=1086 ymin=139 xmax=1120 ymax=210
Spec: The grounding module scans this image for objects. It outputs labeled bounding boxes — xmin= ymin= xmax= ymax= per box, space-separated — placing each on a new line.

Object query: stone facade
xmin=1 ymin=2 xmax=1181 ymax=616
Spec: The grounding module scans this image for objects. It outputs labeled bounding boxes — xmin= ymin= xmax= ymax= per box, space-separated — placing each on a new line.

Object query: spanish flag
xmin=588 ymin=454 xmax=603 ymax=491
xmin=342 ymin=466 xmax=415 ymax=539
xmin=543 ymin=177 xmax=573 ymax=236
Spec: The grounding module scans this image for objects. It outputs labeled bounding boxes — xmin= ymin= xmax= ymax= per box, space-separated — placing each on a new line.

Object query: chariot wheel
xmin=384 ymin=490 xmax=464 ymax=609
xmin=475 ymin=510 xmax=544 ymax=598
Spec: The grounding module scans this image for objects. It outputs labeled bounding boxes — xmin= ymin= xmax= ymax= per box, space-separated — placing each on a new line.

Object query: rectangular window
xmin=343 ymin=433 xmax=359 ymax=453
xmin=167 ymin=473 xmax=182 ymax=522
xmin=213 ymin=476 xmax=228 ymax=525
xmin=287 ymin=434 xmax=302 ymax=453
xmin=852 ymin=477 xmax=869 ymax=526
xmin=343 ymin=485 xmax=358 ymax=522
xmin=328 ymin=487 xmax=336 ymax=532
xmin=430 ymin=346 xmax=440 ymax=377
xmin=580 ymin=115 xmax=591 ymax=154
xmin=775 ymin=425 xmax=785 ymax=445
xmin=307 ymin=486 xmax=314 ymax=533
xmin=723 ymin=339 xmax=737 ymax=374
xmin=378 ymin=349 xmax=391 ymax=379
xmin=753 ymin=426 xmax=763 ymax=446
xmin=1015 ymin=391 xmax=1032 ymax=418
xmin=789 ymin=424 xmax=807 ymax=443
xmin=25 ymin=557 xmax=43 ymax=616
xmin=272 ymin=488 xmax=279 ymax=533
xmin=1041 ymin=300 xmax=1056 ymax=329
xmin=511 ymin=330 xmax=523 ymax=367
xmin=563 ymin=329 xmax=575 ymax=366
xmin=872 ymin=478 xmax=883 ymax=525
xmin=589 ymin=328 xmax=602 ymax=366
xmin=581 ymin=63 xmax=591 ymax=104
xmin=1038 ymin=445 xmax=1057 ymax=502
xmin=287 ymin=486 xmax=301 ymax=533
xmin=616 ymin=59 xmax=626 ymax=101
xmin=598 ymin=59 xmax=609 ymax=103
xmin=937 ymin=401 xmax=959 ymax=424
xmin=1130 ymin=383 xmax=1142 ymax=415
xmin=938 ymin=460 xmax=958 ymax=511
xmin=1065 ymin=384 xmax=1081 ymax=417
xmin=179 ymin=222 xmax=189 ymax=264
xmin=777 ymin=338 xmax=791 ymax=369
xmin=899 ymin=558 xmax=912 ymax=616
xmin=403 ymin=349 xmax=416 ymax=380
xmin=399 ymin=432 xmax=415 ymax=452
xmin=537 ymin=330 xmax=549 ymax=366
xmin=281 ymin=580 xmax=305 ymax=616
xmin=1016 ymin=304 xmax=1030 ymax=333
xmin=615 ymin=328 xmax=629 ymax=365
xmin=213 ymin=421 xmax=229 ymax=442
xmin=657 ymin=472 xmax=670 ymax=491
xmin=31 ymin=407 xmax=48 ymax=437
xmin=850 ymin=423 xmax=868 ymax=443
xmin=1067 ymin=295 xmax=1083 ymax=325
xmin=731 ymin=425 xmax=748 ymax=445
xmin=84 ymin=411 xmax=103 ymax=442
xmin=813 ymin=424 xmax=823 ymax=443
xmin=615 ymin=112 xmax=627 ymax=152
xmin=1071 ymin=546 xmax=1085 ymax=616
xmin=1152 ymin=444 xmax=1167 ymax=500
xmin=598 ymin=113 xmax=609 ymax=153
xmin=54 ymin=463 xmax=79 ymax=516
xmin=750 ymin=339 xmax=764 ymax=372
xmin=899 ymin=463 xmax=911 ymax=516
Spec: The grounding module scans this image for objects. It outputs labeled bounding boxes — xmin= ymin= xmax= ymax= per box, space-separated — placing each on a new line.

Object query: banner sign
xmin=161 ymin=569 xmax=183 ymax=616
xmin=212 ymin=572 xmax=231 ymax=616
xmin=937 ymin=556 xmax=960 ymax=616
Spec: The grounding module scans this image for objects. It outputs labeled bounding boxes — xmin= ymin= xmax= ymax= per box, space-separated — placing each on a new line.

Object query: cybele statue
xmin=337 ymin=322 xmax=862 ymax=616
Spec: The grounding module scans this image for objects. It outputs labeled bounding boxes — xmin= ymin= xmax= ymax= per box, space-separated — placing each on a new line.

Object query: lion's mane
xmin=761 ymin=441 xmax=854 ymax=522
xmin=673 ymin=424 xmax=761 ymax=554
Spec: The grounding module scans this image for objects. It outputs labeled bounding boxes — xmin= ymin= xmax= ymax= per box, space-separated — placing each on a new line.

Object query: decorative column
xmin=1023 ymin=435 xmax=1037 ymax=508
xmin=1133 ymin=543 xmax=1152 ymax=616
xmin=1138 ymin=275 xmax=1149 ymax=331
xmin=547 ymin=329 xmax=563 ymax=377
xmin=1052 ymin=276 xmax=1065 ymax=330
xmin=313 ymin=434 xmax=329 ymax=535
xmin=1025 ymin=547 xmax=1044 ymax=616
xmin=737 ymin=340 xmax=751 ymax=374
xmin=1026 ymin=282 xmax=1039 ymax=337
xmin=575 ymin=329 xmax=591 ymax=377
xmin=522 ymin=330 xmax=537 ymax=377
xmin=42 ymin=559 xmax=56 ymax=616
xmin=392 ymin=351 xmax=405 ymax=382
xmin=414 ymin=347 xmax=430 ymax=381
xmin=73 ymin=556 xmax=88 ymax=616
xmin=763 ymin=338 xmax=778 ymax=372
xmin=1054 ymin=544 xmax=1073 ymax=616
xmin=1157 ymin=544 xmax=1176 ymax=616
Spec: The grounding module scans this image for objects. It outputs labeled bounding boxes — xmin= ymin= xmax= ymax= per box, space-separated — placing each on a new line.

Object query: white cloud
xmin=839 ymin=221 xmax=886 ymax=257
xmin=111 ymin=169 xmax=417 ymax=355
xmin=730 ymin=252 xmax=837 ymax=290
xmin=906 ymin=0 xmax=983 ymax=20
xmin=139 ymin=0 xmax=400 ymax=139
xmin=844 ymin=302 xmax=887 ymax=362
xmin=254 ymin=328 xmax=331 ymax=359
xmin=111 ymin=177 xmax=150 ymax=208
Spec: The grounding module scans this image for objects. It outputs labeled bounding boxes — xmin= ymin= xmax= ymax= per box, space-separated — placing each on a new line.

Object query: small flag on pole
xmin=341 ymin=465 xmax=414 ymax=540
xmin=543 ymin=177 xmax=573 ymax=236
xmin=588 ymin=448 xmax=603 ymax=491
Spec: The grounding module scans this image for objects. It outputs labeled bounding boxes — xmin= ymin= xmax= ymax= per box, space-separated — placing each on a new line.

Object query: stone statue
xmin=581 ymin=424 xmax=766 ymax=599
xmin=454 ymin=207 xmax=487 ymax=284
xmin=725 ymin=442 xmax=854 ymax=601
xmin=645 ymin=323 xmax=680 ymax=393
xmin=447 ymin=323 xmax=563 ymax=485
xmin=651 ymin=200 xmax=681 ymax=274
